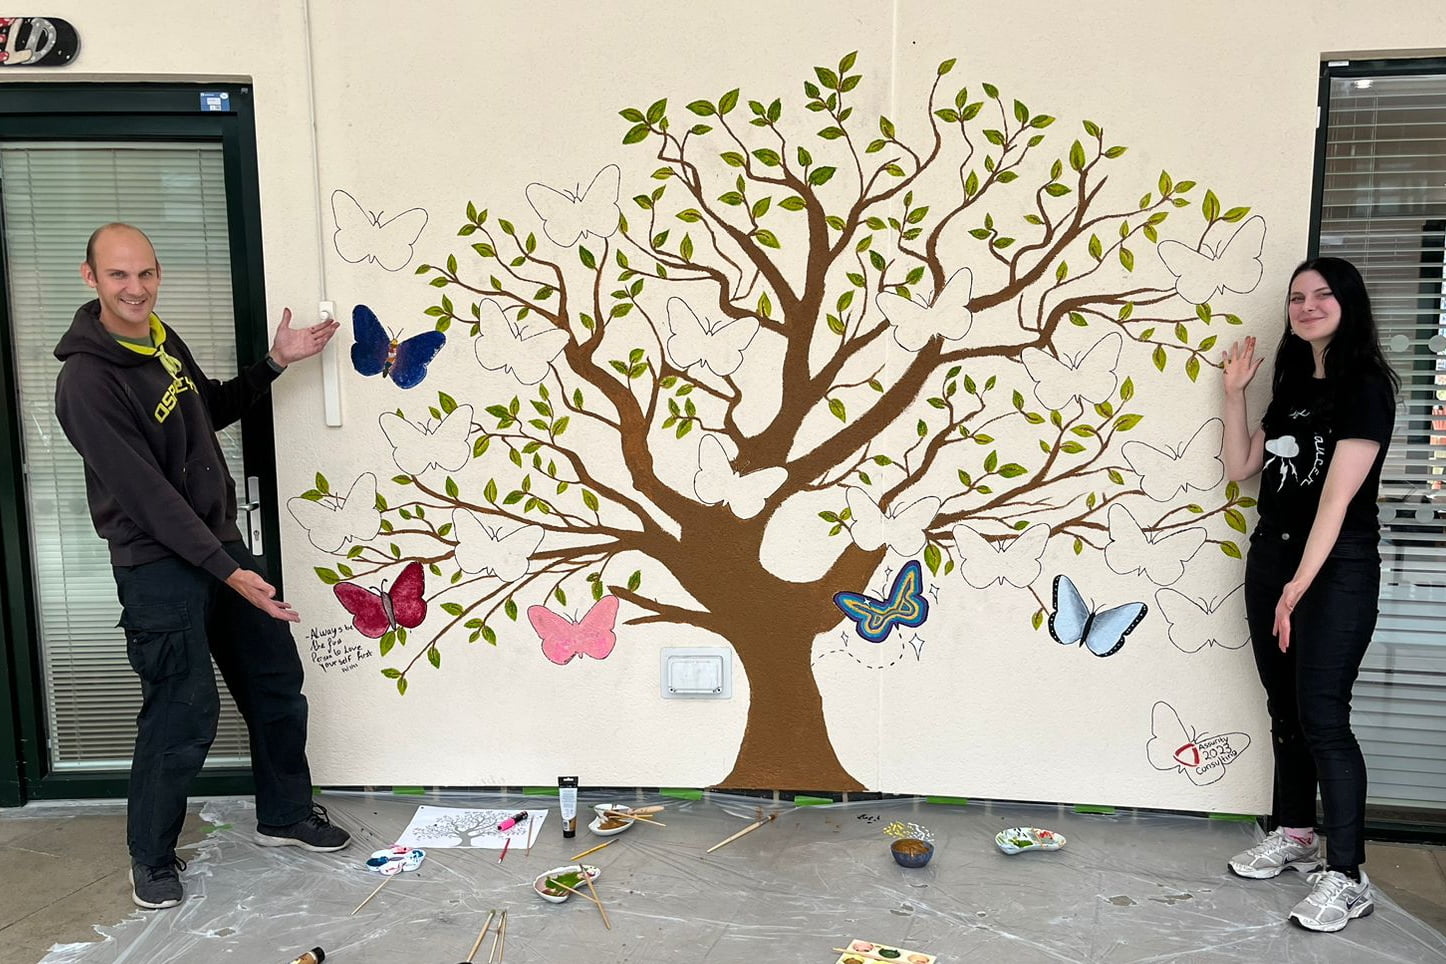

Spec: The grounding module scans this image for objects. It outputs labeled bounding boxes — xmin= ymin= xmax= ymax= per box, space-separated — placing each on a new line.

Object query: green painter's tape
xmin=1073 ymin=804 xmax=1116 ymax=814
xmin=205 ymin=823 xmax=233 ymax=833
xmin=1209 ymin=812 xmax=1259 ymax=823
xmin=925 ymin=796 xmax=970 ymax=806
xmin=660 ymin=788 xmax=704 ymax=800
xmin=793 ymin=795 xmax=833 ymax=807
xmin=523 ymin=786 xmax=560 ymax=797
xmin=392 ymin=786 xmax=426 ymax=796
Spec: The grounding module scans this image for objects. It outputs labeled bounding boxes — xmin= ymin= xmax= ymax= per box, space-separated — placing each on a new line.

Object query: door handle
xmin=241 ymin=475 xmax=264 ymax=555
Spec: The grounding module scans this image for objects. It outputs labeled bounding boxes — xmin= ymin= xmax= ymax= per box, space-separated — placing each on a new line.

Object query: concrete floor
xmin=4 ymin=795 xmax=1445 ymax=964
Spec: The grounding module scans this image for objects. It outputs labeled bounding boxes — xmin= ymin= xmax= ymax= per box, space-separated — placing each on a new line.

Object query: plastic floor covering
xmin=38 ymin=791 xmax=1446 ymax=964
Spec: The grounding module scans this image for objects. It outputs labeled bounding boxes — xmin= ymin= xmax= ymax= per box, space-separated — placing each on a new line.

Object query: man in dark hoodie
xmin=54 ymin=223 xmax=347 ymax=910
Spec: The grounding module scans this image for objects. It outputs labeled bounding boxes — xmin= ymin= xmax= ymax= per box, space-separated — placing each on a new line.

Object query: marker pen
xmin=287 ymin=949 xmax=325 ymax=964
xmin=496 ymin=810 xmax=529 ymax=832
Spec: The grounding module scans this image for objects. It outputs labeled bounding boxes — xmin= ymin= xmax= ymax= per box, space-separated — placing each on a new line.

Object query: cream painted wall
xmin=26 ymin=1 xmax=1446 ymax=809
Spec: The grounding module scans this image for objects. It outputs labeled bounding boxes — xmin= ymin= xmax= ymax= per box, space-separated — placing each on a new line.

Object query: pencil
xmin=498 ymin=836 xmax=512 ymax=863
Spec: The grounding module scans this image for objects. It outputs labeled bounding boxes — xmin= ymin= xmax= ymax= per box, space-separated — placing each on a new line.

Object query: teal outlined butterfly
xmin=833 ymin=560 xmax=930 ymax=642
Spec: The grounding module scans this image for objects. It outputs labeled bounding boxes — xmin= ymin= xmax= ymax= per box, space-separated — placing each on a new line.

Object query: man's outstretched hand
xmin=226 ymin=568 xmax=300 ymax=622
xmin=268 ymin=307 xmax=340 ymax=368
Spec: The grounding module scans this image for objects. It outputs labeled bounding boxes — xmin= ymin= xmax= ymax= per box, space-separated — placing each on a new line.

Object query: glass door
xmin=0 ymin=142 xmax=251 ymax=770
xmin=0 ymin=84 xmax=276 ymax=802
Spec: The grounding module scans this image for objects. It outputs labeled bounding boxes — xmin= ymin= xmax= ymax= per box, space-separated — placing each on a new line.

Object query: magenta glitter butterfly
xmin=527 ymin=595 xmax=619 ymax=665
xmin=334 ymin=561 xmax=427 ymax=638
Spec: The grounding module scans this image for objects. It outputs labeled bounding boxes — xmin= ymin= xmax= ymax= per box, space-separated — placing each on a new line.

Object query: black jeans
xmin=114 ymin=542 xmax=314 ymax=866
xmin=1243 ymin=527 xmax=1379 ymax=871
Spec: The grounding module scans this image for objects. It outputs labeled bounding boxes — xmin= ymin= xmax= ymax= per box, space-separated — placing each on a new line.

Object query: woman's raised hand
xmin=1221 ymin=336 xmax=1264 ymax=396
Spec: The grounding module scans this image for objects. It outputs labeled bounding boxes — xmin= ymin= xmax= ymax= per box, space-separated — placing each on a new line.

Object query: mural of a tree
xmin=299 ymin=52 xmax=1259 ymax=790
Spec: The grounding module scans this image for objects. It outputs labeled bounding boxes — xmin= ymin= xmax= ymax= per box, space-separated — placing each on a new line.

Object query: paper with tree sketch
xmin=393 ymin=806 xmax=549 ymax=849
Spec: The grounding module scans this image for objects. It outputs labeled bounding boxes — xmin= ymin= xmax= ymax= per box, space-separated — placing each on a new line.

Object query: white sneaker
xmin=1228 ymin=829 xmax=1322 ymax=879
xmin=1290 ymin=869 xmax=1374 ymax=932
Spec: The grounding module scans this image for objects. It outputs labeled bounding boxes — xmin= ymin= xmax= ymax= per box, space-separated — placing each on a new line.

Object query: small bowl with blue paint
xmin=890 ymin=837 xmax=934 ymax=868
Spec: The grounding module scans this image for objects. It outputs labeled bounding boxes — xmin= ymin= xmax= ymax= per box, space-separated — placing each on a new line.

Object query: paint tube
xmin=559 ymin=775 xmax=578 ymax=838
xmin=286 ymin=949 xmax=325 ymax=964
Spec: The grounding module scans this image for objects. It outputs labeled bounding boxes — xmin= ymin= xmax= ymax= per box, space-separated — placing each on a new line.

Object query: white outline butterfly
xmin=451 ymin=510 xmax=544 ymax=583
xmin=378 ymin=405 xmax=473 ymax=477
xmin=1146 ymin=701 xmax=1251 ymax=786
xmin=331 ymin=189 xmax=428 ymax=272
xmin=951 ymin=523 xmax=1049 ymax=589
xmin=1156 ymin=216 xmax=1266 ymax=305
xmin=525 ymin=165 xmax=622 ymax=248
xmin=692 ymin=435 xmax=786 ymax=520
xmin=874 ymin=268 xmax=974 ymax=353
xmin=1102 ymin=504 xmax=1206 ymax=587
xmin=665 ymin=298 xmax=758 ymax=377
xmin=845 ymin=488 xmax=941 ymax=557
xmin=1121 ymin=418 xmax=1225 ymax=502
xmin=1020 ymin=331 xmax=1122 ymax=412
xmin=474 ymin=299 xmax=569 ymax=386
xmin=287 ymin=472 xmax=381 ymax=553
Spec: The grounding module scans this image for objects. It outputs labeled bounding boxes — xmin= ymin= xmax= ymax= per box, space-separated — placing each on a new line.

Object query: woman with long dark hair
xmin=1218 ymin=256 xmax=1398 ymax=933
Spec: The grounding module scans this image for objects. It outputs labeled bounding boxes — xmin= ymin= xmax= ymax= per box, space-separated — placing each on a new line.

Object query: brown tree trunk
xmin=715 ymin=628 xmax=865 ymax=790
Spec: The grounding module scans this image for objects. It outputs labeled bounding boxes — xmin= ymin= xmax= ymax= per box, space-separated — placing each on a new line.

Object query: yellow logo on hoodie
xmin=115 ymin=315 xmax=197 ymax=423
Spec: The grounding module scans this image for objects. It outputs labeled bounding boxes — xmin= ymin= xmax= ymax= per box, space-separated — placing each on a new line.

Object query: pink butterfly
xmin=334 ymin=561 xmax=427 ymax=638
xmin=528 ymin=595 xmax=620 ymax=665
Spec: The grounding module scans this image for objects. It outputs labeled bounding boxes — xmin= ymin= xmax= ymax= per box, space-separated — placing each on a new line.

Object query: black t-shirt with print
xmin=1256 ymin=372 xmax=1395 ymax=540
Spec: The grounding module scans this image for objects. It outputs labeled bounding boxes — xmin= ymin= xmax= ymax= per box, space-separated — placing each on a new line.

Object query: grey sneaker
xmin=129 ymin=857 xmax=185 ymax=909
xmin=255 ymin=803 xmax=351 ymax=852
xmin=1228 ymin=829 xmax=1322 ymax=879
xmin=1290 ymin=869 xmax=1374 ymax=932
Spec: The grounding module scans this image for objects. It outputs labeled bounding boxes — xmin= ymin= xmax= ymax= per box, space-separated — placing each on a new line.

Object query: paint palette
xmin=835 ymin=939 xmax=937 ymax=964
xmin=994 ymin=827 xmax=1065 ymax=855
xmin=589 ymin=803 xmax=636 ymax=836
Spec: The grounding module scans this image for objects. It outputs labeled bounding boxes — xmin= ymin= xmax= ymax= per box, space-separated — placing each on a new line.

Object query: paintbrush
xmin=570 ymin=840 xmax=613 ymax=861
xmin=350 ymin=876 xmax=391 ymax=915
xmin=545 ymin=878 xmax=602 ymax=905
xmin=488 ymin=908 xmax=507 ymax=963
xmin=704 ymin=811 xmax=777 ymax=854
xmin=579 ymin=860 xmax=612 ymax=930
xmin=460 ymin=909 xmax=496 ymax=963
xmin=498 ymin=836 xmax=511 ymax=863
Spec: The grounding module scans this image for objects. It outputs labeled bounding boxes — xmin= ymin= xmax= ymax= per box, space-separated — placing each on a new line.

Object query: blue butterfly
xmin=1048 ymin=574 xmax=1147 ymax=658
xmin=350 ymin=304 xmax=446 ymax=389
xmin=833 ymin=560 xmax=930 ymax=643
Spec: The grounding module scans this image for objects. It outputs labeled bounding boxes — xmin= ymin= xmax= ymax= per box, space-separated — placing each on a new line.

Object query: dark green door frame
xmin=0 ymin=82 xmax=281 ymax=803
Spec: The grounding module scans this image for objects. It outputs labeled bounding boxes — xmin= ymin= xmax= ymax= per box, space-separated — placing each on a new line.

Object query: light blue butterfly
xmin=1048 ymin=574 xmax=1147 ymax=658
xmin=834 ymin=560 xmax=930 ymax=643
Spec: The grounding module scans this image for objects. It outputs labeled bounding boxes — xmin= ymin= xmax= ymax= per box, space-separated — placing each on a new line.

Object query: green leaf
xmin=622 ymin=123 xmax=650 ymax=145
xmin=314 ymin=567 xmax=339 ymax=585
xmin=1225 ymin=508 xmax=1247 ymax=533
xmin=687 ymin=99 xmax=716 ymax=116
xmin=779 ymin=195 xmax=807 ymax=211
xmin=808 ymin=166 xmax=837 ymax=186
xmin=1220 ymin=540 xmax=1242 ymax=559
xmin=998 ymin=463 xmax=1028 ymax=478
xmin=445 ymin=476 xmax=459 ymax=498
xmin=1185 ymin=354 xmax=1201 ymax=382
xmin=1221 ymin=205 xmax=1251 ymax=223
xmin=829 ymin=398 xmax=847 ymax=422
xmin=1202 ymin=188 xmax=1221 ymax=222
xmin=924 ymin=542 xmax=942 ymax=575
xmin=1032 ymin=609 xmax=1044 ymax=631
xmin=1152 ymin=345 xmax=1167 ymax=372
xmin=754 ymin=229 xmax=781 ymax=249
xmin=1069 ymin=140 xmax=1087 ymax=172
xmin=441 ymin=602 xmax=465 ymax=617
xmin=937 ymin=58 xmax=956 ymax=76
xmin=627 ymin=570 xmax=642 ymax=592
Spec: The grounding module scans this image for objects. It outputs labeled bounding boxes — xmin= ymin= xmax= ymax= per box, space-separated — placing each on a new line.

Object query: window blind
xmin=1 ymin=143 xmax=251 ymax=769
xmin=1319 ymin=71 xmax=1446 ymax=809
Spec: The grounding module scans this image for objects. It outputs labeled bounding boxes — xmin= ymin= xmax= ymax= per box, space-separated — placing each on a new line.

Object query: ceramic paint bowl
xmin=589 ymin=804 xmax=635 ymax=836
xmin=890 ymin=837 xmax=934 ymax=868
xmin=533 ymin=864 xmax=601 ymax=904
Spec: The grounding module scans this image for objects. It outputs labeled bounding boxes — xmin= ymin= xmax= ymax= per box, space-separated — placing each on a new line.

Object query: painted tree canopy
xmin=296 ymin=52 xmax=1259 ymax=789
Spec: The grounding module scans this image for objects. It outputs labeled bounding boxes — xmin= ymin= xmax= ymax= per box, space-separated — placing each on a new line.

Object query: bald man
xmin=54 ymin=224 xmax=346 ymax=910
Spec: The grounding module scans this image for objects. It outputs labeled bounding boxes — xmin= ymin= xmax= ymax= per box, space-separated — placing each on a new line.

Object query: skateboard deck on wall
xmin=0 ymin=17 xmax=78 ymax=67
